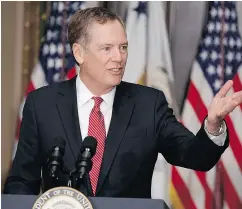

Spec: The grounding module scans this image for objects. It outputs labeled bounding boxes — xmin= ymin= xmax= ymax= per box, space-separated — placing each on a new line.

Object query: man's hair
xmin=67 ymin=7 xmax=125 ymax=48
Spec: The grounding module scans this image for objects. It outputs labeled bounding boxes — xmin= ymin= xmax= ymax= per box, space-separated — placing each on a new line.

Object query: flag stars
xmin=211 ymin=50 xmax=218 ymax=61
xmin=217 ymin=65 xmax=222 ymax=77
xmin=214 ymin=37 xmax=220 ymax=46
xmin=214 ymin=79 xmax=222 ymax=91
xmin=236 ymin=53 xmax=241 ymax=62
xmin=71 ymin=2 xmax=79 ymax=11
xmin=50 ymin=16 xmax=55 ymax=26
xmin=55 ymin=58 xmax=63 ymax=69
xmin=56 ymin=16 xmax=62 ymax=25
xmin=207 ymin=65 xmax=216 ymax=76
xmin=52 ymin=2 xmax=58 ymax=11
xmin=66 ymin=44 xmax=71 ymax=54
xmin=205 ymin=36 xmax=212 ymax=46
xmin=225 ymin=8 xmax=230 ymax=19
xmin=226 ymin=66 xmax=233 ymax=75
xmin=195 ymin=2 xmax=240 ymax=95
xmin=231 ymin=23 xmax=236 ymax=32
xmin=53 ymin=73 xmax=60 ymax=82
xmin=226 ymin=51 xmax=234 ymax=62
xmin=43 ymin=44 xmax=49 ymax=55
xmin=47 ymin=30 xmax=53 ymax=41
xmin=80 ymin=3 xmax=85 ymax=9
xmin=200 ymin=50 xmax=208 ymax=61
xmin=58 ymin=2 xmax=65 ymax=13
xmin=134 ymin=1 xmax=147 ymax=15
xmin=46 ymin=30 xmax=58 ymax=41
xmin=33 ymin=1 xmax=85 ymax=85
xmin=47 ymin=58 xmax=54 ymax=69
xmin=58 ymin=44 xmax=63 ymax=55
xmin=50 ymin=43 xmax=57 ymax=55
xmin=231 ymin=10 xmax=236 ymax=19
xmin=208 ymin=22 xmax=215 ymax=33
xmin=216 ymin=22 xmax=221 ymax=32
xmin=236 ymin=38 xmax=241 ymax=48
xmin=218 ymin=7 xmax=223 ymax=18
xmin=229 ymin=37 xmax=235 ymax=48
xmin=210 ymin=7 xmax=217 ymax=18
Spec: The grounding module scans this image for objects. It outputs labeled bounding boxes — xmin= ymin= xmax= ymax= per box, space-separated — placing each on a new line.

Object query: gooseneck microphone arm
xmin=74 ymin=136 xmax=97 ymax=192
xmin=75 ymin=147 xmax=93 ymax=190
xmin=46 ymin=137 xmax=66 ymax=188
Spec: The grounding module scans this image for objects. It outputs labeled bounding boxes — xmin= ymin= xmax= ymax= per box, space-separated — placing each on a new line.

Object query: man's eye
xmin=103 ymin=47 xmax=111 ymax=51
xmin=120 ymin=45 xmax=128 ymax=52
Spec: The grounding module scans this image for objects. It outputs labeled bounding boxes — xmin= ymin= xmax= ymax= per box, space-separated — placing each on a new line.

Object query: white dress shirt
xmin=76 ymin=76 xmax=116 ymax=139
xmin=76 ymin=76 xmax=226 ymax=145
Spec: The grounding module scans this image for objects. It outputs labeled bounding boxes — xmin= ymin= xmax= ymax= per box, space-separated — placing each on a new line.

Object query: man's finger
xmin=216 ymin=80 xmax=233 ymax=98
xmin=232 ymin=90 xmax=242 ymax=105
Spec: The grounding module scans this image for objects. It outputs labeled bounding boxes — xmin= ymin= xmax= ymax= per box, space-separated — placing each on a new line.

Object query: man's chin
xmin=108 ymin=76 xmax=122 ymax=86
xmin=113 ymin=78 xmax=122 ymax=86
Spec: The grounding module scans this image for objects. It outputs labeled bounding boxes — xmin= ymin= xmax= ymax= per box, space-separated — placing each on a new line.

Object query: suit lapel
xmin=96 ymin=82 xmax=136 ymax=195
xmin=56 ymin=76 xmax=82 ymax=164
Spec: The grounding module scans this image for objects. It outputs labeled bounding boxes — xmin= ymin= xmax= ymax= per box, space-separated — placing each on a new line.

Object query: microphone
xmin=47 ymin=137 xmax=66 ymax=179
xmin=77 ymin=136 xmax=97 ymax=178
xmin=75 ymin=136 xmax=97 ymax=190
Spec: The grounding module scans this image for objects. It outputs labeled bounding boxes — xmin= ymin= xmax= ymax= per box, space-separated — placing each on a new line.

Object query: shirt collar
xmin=76 ymin=75 xmax=116 ymax=108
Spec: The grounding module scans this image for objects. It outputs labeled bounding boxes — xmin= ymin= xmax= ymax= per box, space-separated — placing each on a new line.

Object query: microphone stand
xmin=62 ymin=162 xmax=89 ymax=192
xmin=61 ymin=166 xmax=74 ymax=188
xmin=47 ymin=146 xmax=64 ymax=188
xmin=75 ymin=172 xmax=87 ymax=193
xmin=74 ymin=161 xmax=91 ymax=192
xmin=73 ymin=148 xmax=93 ymax=195
xmin=49 ymin=173 xmax=59 ymax=188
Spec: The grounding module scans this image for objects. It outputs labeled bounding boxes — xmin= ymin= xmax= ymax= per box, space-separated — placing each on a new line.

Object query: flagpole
xmin=60 ymin=1 xmax=68 ymax=81
xmin=213 ymin=1 xmax=225 ymax=209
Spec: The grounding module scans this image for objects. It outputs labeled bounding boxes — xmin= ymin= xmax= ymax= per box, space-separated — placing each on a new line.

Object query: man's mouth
xmin=109 ymin=68 xmax=123 ymax=74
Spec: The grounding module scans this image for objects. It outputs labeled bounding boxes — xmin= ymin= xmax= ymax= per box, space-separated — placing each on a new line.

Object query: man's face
xmin=80 ymin=20 xmax=128 ymax=91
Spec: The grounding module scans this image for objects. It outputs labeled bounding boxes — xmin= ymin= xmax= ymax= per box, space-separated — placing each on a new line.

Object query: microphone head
xmin=80 ymin=136 xmax=97 ymax=156
xmin=51 ymin=137 xmax=66 ymax=155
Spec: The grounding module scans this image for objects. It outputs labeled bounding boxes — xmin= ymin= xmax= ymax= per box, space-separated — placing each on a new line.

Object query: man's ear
xmin=72 ymin=43 xmax=84 ymax=65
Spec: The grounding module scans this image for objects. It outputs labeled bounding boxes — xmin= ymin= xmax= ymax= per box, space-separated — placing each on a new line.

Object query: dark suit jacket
xmin=4 ymin=76 xmax=229 ymax=198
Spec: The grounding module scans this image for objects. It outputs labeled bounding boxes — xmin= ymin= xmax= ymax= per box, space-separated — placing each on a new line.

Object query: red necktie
xmin=88 ymin=97 xmax=106 ymax=195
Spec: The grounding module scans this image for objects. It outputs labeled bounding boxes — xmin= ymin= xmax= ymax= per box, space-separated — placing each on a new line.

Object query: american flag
xmin=13 ymin=1 xmax=86 ymax=157
xmin=171 ymin=2 xmax=242 ymax=209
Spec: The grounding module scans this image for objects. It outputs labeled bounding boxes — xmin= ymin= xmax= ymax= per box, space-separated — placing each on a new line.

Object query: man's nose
xmin=111 ymin=48 xmax=122 ymax=62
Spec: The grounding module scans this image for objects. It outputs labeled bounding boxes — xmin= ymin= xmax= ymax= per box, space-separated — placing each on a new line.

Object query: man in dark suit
xmin=4 ymin=7 xmax=242 ymax=198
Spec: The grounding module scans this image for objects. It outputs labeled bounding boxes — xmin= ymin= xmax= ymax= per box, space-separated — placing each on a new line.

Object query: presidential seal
xmin=32 ymin=187 xmax=93 ymax=209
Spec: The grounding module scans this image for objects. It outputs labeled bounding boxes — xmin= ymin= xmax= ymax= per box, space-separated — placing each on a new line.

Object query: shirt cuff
xmin=204 ymin=120 xmax=227 ymax=146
